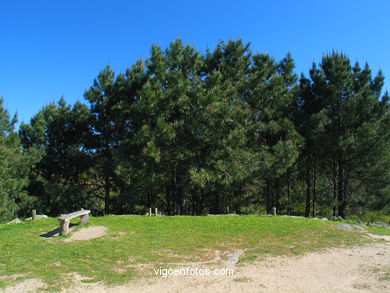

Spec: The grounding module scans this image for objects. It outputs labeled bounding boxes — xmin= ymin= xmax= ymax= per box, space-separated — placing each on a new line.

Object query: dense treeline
xmin=1 ymin=39 xmax=389 ymax=222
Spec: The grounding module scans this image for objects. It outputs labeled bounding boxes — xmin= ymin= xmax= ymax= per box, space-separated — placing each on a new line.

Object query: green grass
xmin=372 ymin=267 xmax=390 ymax=282
xmin=363 ymin=225 xmax=390 ymax=236
xmin=233 ymin=277 xmax=253 ymax=282
xmin=0 ymin=215 xmax=383 ymax=291
xmin=338 ymin=219 xmax=390 ymax=236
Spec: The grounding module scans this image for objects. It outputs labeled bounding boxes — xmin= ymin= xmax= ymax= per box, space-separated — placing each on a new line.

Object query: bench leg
xmin=80 ymin=214 xmax=89 ymax=224
xmin=59 ymin=220 xmax=70 ymax=235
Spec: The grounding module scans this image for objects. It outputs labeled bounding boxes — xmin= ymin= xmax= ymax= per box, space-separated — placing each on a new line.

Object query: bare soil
xmin=63 ymin=226 xmax=108 ymax=242
xmin=67 ymin=242 xmax=389 ymax=293
xmin=5 ymin=242 xmax=389 ymax=292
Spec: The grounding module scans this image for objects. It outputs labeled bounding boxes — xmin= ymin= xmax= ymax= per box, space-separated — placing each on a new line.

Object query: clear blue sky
xmin=0 ymin=0 xmax=389 ymax=125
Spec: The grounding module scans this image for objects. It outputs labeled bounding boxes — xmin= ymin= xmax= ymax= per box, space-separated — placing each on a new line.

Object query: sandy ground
xmin=67 ymin=243 xmax=389 ymax=293
xmin=63 ymin=226 xmax=108 ymax=242
xmin=6 ymin=241 xmax=388 ymax=293
xmin=2 ymin=279 xmax=45 ymax=293
xmin=366 ymin=234 xmax=390 ymax=241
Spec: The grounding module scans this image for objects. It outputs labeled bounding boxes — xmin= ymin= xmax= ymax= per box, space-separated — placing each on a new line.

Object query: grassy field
xmin=0 ymin=215 xmax=384 ymax=291
xmin=364 ymin=225 xmax=390 ymax=236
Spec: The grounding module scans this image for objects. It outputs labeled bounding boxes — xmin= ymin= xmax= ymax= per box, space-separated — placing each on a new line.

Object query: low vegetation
xmin=0 ymin=215 xmax=384 ymax=291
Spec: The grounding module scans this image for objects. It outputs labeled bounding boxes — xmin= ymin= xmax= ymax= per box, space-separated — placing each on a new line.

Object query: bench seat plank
xmin=58 ymin=210 xmax=91 ymax=222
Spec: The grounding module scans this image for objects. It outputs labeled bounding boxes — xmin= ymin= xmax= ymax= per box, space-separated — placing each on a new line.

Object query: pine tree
xmin=0 ymin=97 xmax=36 ymax=222
xmin=246 ymin=52 xmax=302 ymax=214
xmin=299 ymin=52 xmax=390 ymax=218
xmin=19 ymin=98 xmax=92 ymax=215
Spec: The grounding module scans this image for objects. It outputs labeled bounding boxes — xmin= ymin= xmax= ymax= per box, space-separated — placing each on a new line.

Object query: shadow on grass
xmin=40 ymin=223 xmax=78 ymax=238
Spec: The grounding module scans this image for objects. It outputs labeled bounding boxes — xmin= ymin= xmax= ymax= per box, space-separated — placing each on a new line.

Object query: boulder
xmin=335 ymin=224 xmax=354 ymax=230
xmin=7 ymin=218 xmax=22 ymax=224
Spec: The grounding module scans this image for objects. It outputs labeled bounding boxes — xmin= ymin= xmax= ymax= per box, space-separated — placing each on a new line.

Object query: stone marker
xmin=7 ymin=218 xmax=22 ymax=224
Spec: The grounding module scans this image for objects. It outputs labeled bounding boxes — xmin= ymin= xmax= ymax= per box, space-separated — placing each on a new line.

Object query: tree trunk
xmin=275 ymin=179 xmax=280 ymax=214
xmin=104 ymin=174 xmax=110 ymax=215
xmin=265 ymin=181 xmax=272 ymax=214
xmin=287 ymin=172 xmax=291 ymax=215
xmin=305 ymin=160 xmax=311 ymax=217
xmin=337 ymin=160 xmax=346 ymax=218
xmin=332 ymin=162 xmax=337 ymax=217
xmin=312 ymin=157 xmax=317 ymax=218
xmin=103 ymin=146 xmax=112 ymax=216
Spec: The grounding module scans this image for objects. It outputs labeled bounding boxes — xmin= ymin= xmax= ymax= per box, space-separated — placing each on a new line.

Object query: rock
xmin=227 ymin=251 xmax=243 ymax=264
xmin=7 ymin=218 xmax=22 ymax=224
xmin=207 ymin=214 xmax=239 ymax=216
xmin=335 ymin=224 xmax=354 ymax=230
xmin=280 ymin=215 xmax=305 ymax=218
xmin=370 ymin=222 xmax=390 ymax=228
xmin=306 ymin=217 xmax=325 ymax=220
xmin=25 ymin=215 xmax=48 ymax=220
xmin=330 ymin=216 xmax=344 ymax=221
xmin=335 ymin=224 xmax=366 ymax=231
xmin=351 ymin=224 xmax=366 ymax=231
xmin=367 ymin=233 xmax=390 ymax=241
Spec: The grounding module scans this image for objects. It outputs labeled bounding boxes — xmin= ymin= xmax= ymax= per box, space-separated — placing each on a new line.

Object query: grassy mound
xmin=0 ymin=215 xmax=380 ymax=290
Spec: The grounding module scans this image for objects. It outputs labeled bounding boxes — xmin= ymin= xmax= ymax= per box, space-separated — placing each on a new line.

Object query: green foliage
xmin=360 ymin=211 xmax=390 ymax=224
xmin=11 ymin=40 xmax=390 ymax=218
xmin=295 ymin=52 xmax=390 ymax=218
xmin=19 ymin=98 xmax=94 ymax=216
xmin=0 ymin=98 xmax=38 ymax=222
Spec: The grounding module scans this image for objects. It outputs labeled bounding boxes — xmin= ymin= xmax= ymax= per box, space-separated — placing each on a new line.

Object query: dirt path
xmin=67 ymin=242 xmax=389 ymax=293
xmin=5 ymin=242 xmax=389 ymax=293
xmin=64 ymin=226 xmax=107 ymax=242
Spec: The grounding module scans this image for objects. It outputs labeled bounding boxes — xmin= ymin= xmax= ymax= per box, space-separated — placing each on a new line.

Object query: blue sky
xmin=0 ymin=0 xmax=389 ymax=125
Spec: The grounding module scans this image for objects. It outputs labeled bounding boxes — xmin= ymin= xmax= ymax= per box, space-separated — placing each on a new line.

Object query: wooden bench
xmin=57 ymin=209 xmax=91 ymax=235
